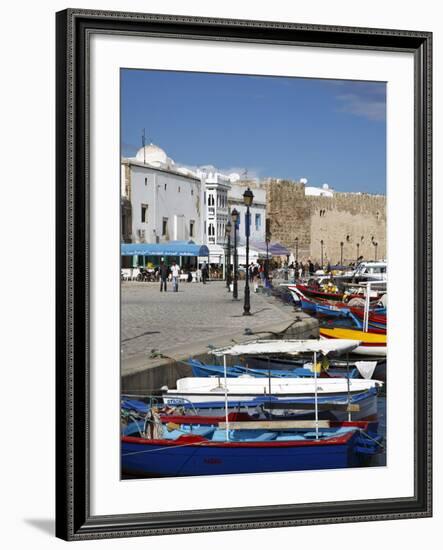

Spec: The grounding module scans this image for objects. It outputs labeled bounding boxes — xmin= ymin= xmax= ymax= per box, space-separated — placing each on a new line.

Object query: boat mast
xmin=223 ymin=354 xmax=230 ymax=441
xmin=346 ymin=351 xmax=351 ymax=421
xmin=363 ymin=282 xmax=371 ymax=332
xmin=314 ymin=350 xmax=319 ymax=439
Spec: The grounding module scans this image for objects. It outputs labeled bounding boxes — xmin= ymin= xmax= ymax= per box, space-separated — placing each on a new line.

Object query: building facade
xmin=228 ymin=179 xmax=267 ymax=245
xmin=121 ymin=145 xmax=385 ymax=267
xmin=121 ymin=145 xmax=203 ymax=245
xmin=203 ymin=171 xmax=231 ymax=246
xmin=266 ymin=180 xmax=386 ymax=265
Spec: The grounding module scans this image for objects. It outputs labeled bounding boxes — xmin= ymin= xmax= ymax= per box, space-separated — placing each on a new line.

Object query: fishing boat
xmin=163 ymin=340 xmax=382 ymax=421
xmin=186 ymin=358 xmax=359 ymax=379
xmin=292 ymin=283 xmax=381 ymax=303
xmin=319 ymin=327 xmax=387 ymax=356
xmin=121 ymin=418 xmax=383 ymax=477
xmin=241 ymin=355 xmax=386 ymax=381
xmin=164 ymin=387 xmax=380 ymax=422
xmin=163 ymin=375 xmax=381 ymax=405
xmin=350 ymin=307 xmax=387 ymax=329
xmin=288 ymin=285 xmax=386 ymax=329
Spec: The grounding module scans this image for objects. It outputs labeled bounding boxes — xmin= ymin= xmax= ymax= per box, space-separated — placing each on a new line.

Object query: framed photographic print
xmin=55 ymin=9 xmax=432 ymax=540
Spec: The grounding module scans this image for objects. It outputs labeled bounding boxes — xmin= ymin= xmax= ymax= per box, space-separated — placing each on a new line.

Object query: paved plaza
xmin=121 ymin=279 xmax=312 ymax=376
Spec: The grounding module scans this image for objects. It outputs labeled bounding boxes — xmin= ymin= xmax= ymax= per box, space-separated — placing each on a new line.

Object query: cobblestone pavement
xmin=121 ymin=280 xmax=297 ymax=373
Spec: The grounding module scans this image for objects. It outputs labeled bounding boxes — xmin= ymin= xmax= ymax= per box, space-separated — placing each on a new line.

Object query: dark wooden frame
xmin=56 ymin=8 xmax=432 ymax=541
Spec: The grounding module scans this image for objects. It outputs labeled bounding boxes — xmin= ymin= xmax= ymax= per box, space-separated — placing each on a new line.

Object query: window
xmin=191 ymin=189 xmax=194 ymax=196
xmin=141 ymin=204 xmax=148 ymax=223
xmin=178 ymin=186 xmax=181 ymax=193
xmin=164 ymin=183 xmax=167 ymax=191
xmin=204 ymin=221 xmax=206 ymax=234
xmin=255 ymin=213 xmax=261 ymax=231
xmin=162 ymin=218 xmax=168 ymax=236
xmin=208 ymin=223 xmax=215 ymax=243
xmin=144 ymin=177 xmax=148 ymax=186
xmin=204 ymin=191 xmax=206 ymax=204
xmin=208 ymin=194 xmax=214 ymax=206
xmin=190 ymin=220 xmax=195 ymax=238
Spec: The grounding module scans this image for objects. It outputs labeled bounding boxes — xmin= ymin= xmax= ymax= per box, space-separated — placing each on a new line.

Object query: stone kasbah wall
xmin=266 ymin=180 xmax=386 ymax=264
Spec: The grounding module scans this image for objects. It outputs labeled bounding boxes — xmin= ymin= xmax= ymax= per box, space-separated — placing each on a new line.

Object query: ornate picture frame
xmin=55 ymin=9 xmax=432 ymax=540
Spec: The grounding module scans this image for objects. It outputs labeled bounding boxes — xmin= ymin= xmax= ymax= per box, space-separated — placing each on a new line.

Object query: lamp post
xmin=265 ymin=219 xmax=271 ymax=287
xmin=320 ymin=239 xmax=324 ymax=269
xmin=356 ymin=242 xmax=360 ymax=264
xmin=225 ymin=220 xmax=232 ymax=292
xmin=231 ymin=208 xmax=239 ymax=300
xmin=340 ymin=241 xmax=344 ymax=266
xmin=243 ymin=188 xmax=254 ymax=315
xmin=295 ymin=237 xmax=299 ymax=263
xmin=373 ymin=241 xmax=378 ymax=261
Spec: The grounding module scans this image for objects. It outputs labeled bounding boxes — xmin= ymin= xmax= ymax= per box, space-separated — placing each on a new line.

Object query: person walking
xmin=171 ymin=261 xmax=180 ymax=292
xmin=259 ymin=262 xmax=266 ymax=287
xmin=159 ymin=260 xmax=169 ymax=292
xmin=201 ymin=261 xmax=208 ymax=284
xmin=298 ymin=262 xmax=303 ymax=280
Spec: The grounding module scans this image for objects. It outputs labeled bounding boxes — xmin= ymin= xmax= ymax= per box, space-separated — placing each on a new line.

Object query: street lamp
xmin=231 ymin=208 xmax=239 ymax=300
xmin=356 ymin=242 xmax=360 ymax=264
xmin=295 ymin=237 xmax=299 ymax=263
xmin=265 ymin=219 xmax=271 ymax=287
xmin=243 ymin=188 xmax=254 ymax=315
xmin=373 ymin=241 xmax=378 ymax=261
xmin=340 ymin=241 xmax=344 ymax=266
xmin=320 ymin=239 xmax=324 ymax=269
xmin=225 ymin=220 xmax=232 ymax=292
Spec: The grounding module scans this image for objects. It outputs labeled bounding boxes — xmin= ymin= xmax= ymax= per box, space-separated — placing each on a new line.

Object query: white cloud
xmin=336 ymin=92 xmax=386 ymax=121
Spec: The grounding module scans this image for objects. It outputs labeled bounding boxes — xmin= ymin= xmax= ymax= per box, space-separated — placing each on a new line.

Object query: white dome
xmin=135 ymin=143 xmax=170 ymax=166
xmin=322 ymin=183 xmax=329 ymax=190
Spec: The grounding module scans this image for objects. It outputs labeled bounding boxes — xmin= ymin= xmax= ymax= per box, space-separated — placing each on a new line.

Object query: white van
xmin=353 ymin=261 xmax=387 ymax=282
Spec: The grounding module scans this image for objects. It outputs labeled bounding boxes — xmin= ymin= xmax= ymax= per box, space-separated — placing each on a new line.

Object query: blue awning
xmin=121 ymin=241 xmax=209 ymax=257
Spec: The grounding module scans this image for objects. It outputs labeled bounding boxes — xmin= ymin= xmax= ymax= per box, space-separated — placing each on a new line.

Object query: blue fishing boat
xmin=186 ymin=358 xmax=358 ymax=379
xmin=164 ymin=387 xmax=380 ymax=422
xmin=121 ymin=419 xmax=383 ymax=477
xmin=289 ymin=285 xmax=387 ymax=330
xmin=242 ymin=355 xmax=386 ymax=381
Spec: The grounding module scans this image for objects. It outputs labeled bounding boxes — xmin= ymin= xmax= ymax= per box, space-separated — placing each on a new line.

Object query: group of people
xmin=247 ymin=261 xmax=267 ymax=290
xmin=287 ymin=260 xmax=329 ymax=279
xmin=157 ymin=260 xmax=209 ymax=292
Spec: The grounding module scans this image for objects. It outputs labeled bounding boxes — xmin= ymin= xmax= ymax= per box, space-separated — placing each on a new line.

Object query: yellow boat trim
xmin=319 ymin=327 xmax=387 ymax=344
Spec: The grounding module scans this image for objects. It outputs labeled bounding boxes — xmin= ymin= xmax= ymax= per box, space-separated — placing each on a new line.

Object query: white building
xmin=121 ymin=144 xmax=267 ymax=267
xmin=304 ymin=182 xmax=334 ymax=197
xmin=121 ymin=144 xmax=203 ymax=244
xmin=202 ymin=171 xmax=231 ymax=246
xmin=228 ymin=181 xmax=267 ymax=245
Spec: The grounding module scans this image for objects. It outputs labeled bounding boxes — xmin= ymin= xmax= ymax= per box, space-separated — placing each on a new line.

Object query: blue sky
xmin=121 ymin=70 xmax=386 ymax=194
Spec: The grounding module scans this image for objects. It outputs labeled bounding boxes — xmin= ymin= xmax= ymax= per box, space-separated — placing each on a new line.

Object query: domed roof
xmin=135 ymin=143 xmax=169 ymax=166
